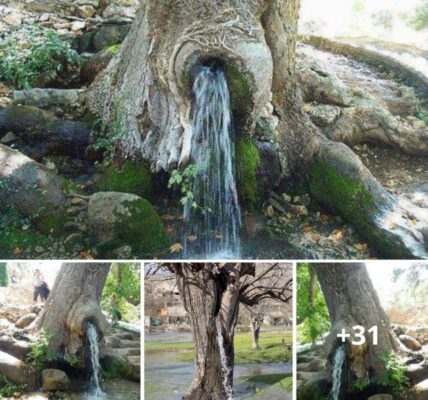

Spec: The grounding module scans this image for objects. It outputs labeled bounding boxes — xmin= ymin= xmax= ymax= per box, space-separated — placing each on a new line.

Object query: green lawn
xmin=145 ymin=331 xmax=292 ymax=364
xmin=243 ymin=373 xmax=293 ymax=390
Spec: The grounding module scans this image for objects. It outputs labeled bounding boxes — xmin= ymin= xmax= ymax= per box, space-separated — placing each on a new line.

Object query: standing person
xmin=33 ymin=269 xmax=47 ymax=304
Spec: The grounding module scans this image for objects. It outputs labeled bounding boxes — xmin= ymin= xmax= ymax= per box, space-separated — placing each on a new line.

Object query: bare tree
xmin=150 ymin=262 xmax=292 ymax=400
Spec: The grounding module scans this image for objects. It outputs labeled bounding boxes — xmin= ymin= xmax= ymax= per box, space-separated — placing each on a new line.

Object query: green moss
xmin=309 ymin=162 xmax=412 ymax=258
xmin=35 ymin=211 xmax=69 ymax=235
xmin=297 ymin=383 xmax=329 ymax=400
xmin=97 ymin=162 xmax=152 ymax=198
xmin=223 ymin=63 xmax=252 ymax=127
xmin=100 ymin=198 xmax=169 ymax=257
xmin=108 ymin=44 xmax=121 ymax=55
xmin=236 ymin=138 xmax=261 ymax=208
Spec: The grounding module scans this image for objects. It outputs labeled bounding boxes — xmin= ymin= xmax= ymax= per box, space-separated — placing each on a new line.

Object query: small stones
xmin=71 ymin=20 xmax=86 ymax=32
xmin=290 ymin=205 xmax=308 ymax=217
xmin=3 ymin=12 xmax=23 ymax=26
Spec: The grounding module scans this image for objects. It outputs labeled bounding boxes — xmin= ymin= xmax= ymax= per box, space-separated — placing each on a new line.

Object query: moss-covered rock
xmin=236 ymin=138 xmax=261 ymax=208
xmin=97 ymin=162 xmax=152 ymax=198
xmin=87 ymin=192 xmax=168 ymax=257
xmin=223 ymin=63 xmax=252 ymax=130
xmin=309 ymin=162 xmax=413 ymax=259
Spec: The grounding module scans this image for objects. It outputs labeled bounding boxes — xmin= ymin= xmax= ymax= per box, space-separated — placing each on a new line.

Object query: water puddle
xmin=145 ymin=333 xmax=292 ymax=400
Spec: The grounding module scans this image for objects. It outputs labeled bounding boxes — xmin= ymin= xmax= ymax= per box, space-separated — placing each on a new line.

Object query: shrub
xmin=0 ymin=375 xmax=26 ymax=397
xmin=0 ymin=25 xmax=81 ymax=89
xmin=28 ymin=330 xmax=60 ymax=371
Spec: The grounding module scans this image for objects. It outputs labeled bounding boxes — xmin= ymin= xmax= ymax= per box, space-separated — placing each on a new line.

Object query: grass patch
xmin=145 ymin=332 xmax=292 ymax=365
xmin=244 ymin=373 xmax=293 ymax=391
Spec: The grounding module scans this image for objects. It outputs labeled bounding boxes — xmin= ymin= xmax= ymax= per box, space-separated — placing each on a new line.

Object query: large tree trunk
xmin=174 ymin=263 xmax=254 ymax=400
xmin=88 ymin=0 xmax=427 ymax=258
xmin=33 ymin=263 xmax=110 ymax=363
xmin=313 ymin=263 xmax=398 ymax=394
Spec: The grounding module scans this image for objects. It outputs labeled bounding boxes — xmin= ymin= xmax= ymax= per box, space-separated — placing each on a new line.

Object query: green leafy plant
xmin=92 ymin=115 xmax=127 ymax=165
xmin=375 ymin=351 xmax=409 ymax=397
xmin=354 ymin=378 xmax=370 ymax=391
xmin=168 ymin=164 xmax=210 ymax=212
xmin=297 ymin=263 xmax=330 ymax=344
xmin=417 ymin=110 xmax=428 ymax=125
xmin=28 ymin=330 xmax=60 ymax=371
xmin=0 ymin=375 xmax=26 ymax=397
xmin=0 ymin=26 xmax=81 ymax=89
xmin=64 ymin=354 xmax=79 ymax=367
xmin=102 ymin=263 xmax=141 ymax=323
xmin=409 ymin=3 xmax=428 ymax=31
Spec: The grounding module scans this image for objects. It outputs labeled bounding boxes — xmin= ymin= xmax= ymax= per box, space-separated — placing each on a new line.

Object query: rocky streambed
xmin=297 ymin=324 xmax=428 ymax=400
xmin=0 ymin=301 xmax=140 ymax=399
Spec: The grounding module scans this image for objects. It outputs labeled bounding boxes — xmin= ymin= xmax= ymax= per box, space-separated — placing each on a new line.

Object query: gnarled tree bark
xmin=88 ymin=0 xmax=427 ymax=258
xmin=163 ymin=262 xmax=292 ymax=400
xmin=313 ymin=263 xmax=400 ymax=394
xmin=33 ymin=262 xmax=110 ymax=364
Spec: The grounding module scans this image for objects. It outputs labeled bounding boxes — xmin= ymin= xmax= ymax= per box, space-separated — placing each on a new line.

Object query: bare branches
xmin=145 ymin=262 xmax=293 ymax=308
xmin=239 ymin=263 xmax=293 ymax=306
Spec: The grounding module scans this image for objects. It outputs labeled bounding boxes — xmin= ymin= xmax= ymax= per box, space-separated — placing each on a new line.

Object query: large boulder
xmin=102 ymin=0 xmax=139 ymax=20
xmin=93 ymin=24 xmax=130 ymax=51
xmin=42 ymin=369 xmax=70 ymax=391
xmin=412 ymin=379 xmax=428 ymax=400
xmin=407 ymin=363 xmax=428 ymax=385
xmin=0 ymin=351 xmax=36 ymax=390
xmin=0 ymin=144 xmax=66 ymax=221
xmin=0 ymin=335 xmax=31 ymax=360
xmin=399 ymin=334 xmax=422 ymax=351
xmin=15 ymin=313 xmax=37 ymax=329
xmin=87 ymin=192 xmax=169 ymax=256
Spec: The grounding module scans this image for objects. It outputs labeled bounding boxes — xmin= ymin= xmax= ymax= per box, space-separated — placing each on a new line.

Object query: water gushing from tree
xmin=183 ymin=66 xmax=241 ymax=258
xmin=330 ymin=345 xmax=346 ymax=400
xmin=216 ymin=318 xmax=234 ymax=400
xmin=85 ymin=323 xmax=105 ymax=400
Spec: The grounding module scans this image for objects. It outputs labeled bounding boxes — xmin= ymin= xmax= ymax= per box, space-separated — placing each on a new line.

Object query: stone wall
xmin=0 ymin=0 xmax=140 ymax=20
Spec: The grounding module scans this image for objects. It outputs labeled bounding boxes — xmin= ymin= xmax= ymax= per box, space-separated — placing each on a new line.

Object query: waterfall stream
xmin=183 ymin=66 xmax=241 ymax=259
xmin=85 ymin=323 xmax=105 ymax=400
xmin=330 ymin=346 xmax=346 ymax=400
xmin=215 ymin=318 xmax=234 ymax=400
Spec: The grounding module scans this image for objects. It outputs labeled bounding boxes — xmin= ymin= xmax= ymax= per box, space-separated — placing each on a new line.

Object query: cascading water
xmin=85 ymin=323 xmax=105 ymax=400
xmin=183 ymin=66 xmax=241 ymax=258
xmin=215 ymin=318 xmax=234 ymax=400
xmin=330 ymin=345 xmax=346 ymax=400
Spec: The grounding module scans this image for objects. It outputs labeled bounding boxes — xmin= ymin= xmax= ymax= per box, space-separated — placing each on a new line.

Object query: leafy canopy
xmin=297 ymin=263 xmax=330 ymax=344
xmin=102 ymin=263 xmax=141 ymax=322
